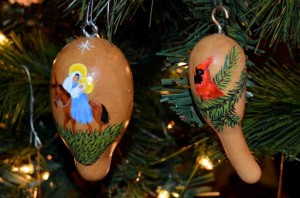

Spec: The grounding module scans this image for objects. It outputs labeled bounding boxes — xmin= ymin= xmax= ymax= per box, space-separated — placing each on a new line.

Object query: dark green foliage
xmin=244 ymin=60 xmax=300 ymax=158
xmin=246 ymin=0 xmax=300 ymax=48
xmin=0 ymin=31 xmax=60 ymax=130
xmin=58 ymin=122 xmax=124 ymax=165
xmin=153 ymin=78 xmax=204 ymax=127
xmin=55 ymin=0 xmax=147 ymax=39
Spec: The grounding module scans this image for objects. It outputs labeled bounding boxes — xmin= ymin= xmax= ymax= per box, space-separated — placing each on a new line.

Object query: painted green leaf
xmin=213 ymin=46 xmax=239 ymax=90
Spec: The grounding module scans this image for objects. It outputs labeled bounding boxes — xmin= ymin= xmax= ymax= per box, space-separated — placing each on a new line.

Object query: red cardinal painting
xmin=193 ymin=56 xmax=224 ymax=100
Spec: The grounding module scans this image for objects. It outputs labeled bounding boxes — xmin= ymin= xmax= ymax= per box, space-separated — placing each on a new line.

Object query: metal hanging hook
xmin=82 ymin=0 xmax=99 ymax=38
xmin=211 ymin=5 xmax=229 ymax=33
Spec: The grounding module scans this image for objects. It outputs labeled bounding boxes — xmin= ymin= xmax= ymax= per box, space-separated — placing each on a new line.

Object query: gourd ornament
xmin=189 ymin=6 xmax=261 ymax=184
xmin=50 ymin=37 xmax=133 ymax=181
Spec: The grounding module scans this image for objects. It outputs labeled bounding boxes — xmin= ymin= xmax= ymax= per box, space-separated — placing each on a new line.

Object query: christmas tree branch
xmin=0 ymin=30 xmax=59 ymax=129
xmin=244 ymin=59 xmax=300 ymax=158
xmin=246 ymin=0 xmax=300 ymax=48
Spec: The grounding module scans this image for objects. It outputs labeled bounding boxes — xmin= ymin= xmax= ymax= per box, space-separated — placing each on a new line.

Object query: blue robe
xmin=70 ymin=82 xmax=93 ymax=124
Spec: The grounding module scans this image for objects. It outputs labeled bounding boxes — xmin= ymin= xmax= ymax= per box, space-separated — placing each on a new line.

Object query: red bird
xmin=193 ymin=56 xmax=224 ymax=100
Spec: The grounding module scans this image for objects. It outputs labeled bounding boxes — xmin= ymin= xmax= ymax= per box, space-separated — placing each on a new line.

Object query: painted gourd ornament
xmin=189 ymin=33 xmax=261 ymax=183
xmin=50 ymin=37 xmax=133 ymax=181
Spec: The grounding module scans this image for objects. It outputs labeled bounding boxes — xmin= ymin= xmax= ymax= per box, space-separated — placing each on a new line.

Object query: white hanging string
xmin=22 ymin=65 xmax=42 ymax=149
xmin=107 ymin=0 xmax=111 ymax=41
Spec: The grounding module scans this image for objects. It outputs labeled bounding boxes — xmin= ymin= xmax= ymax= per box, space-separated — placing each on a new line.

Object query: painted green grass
xmin=58 ymin=122 xmax=124 ymax=165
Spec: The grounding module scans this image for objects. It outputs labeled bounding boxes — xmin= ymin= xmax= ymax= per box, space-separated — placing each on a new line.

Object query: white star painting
xmin=77 ymin=40 xmax=95 ymax=54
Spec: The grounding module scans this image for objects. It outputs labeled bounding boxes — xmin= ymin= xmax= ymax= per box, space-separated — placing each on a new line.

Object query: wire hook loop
xmin=82 ymin=21 xmax=98 ymax=38
xmin=82 ymin=0 xmax=99 ymax=38
xmin=211 ymin=5 xmax=229 ymax=33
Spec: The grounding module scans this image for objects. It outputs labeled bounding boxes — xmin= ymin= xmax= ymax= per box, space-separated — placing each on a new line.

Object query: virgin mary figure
xmin=62 ymin=72 xmax=93 ymax=124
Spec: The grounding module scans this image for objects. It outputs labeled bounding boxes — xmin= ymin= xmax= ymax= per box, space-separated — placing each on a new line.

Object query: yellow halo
xmin=69 ymin=63 xmax=87 ymax=77
xmin=79 ymin=77 xmax=94 ymax=94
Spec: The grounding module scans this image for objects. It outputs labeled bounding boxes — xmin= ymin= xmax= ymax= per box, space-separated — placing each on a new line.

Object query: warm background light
xmin=12 ymin=164 xmax=35 ymax=174
xmin=20 ymin=164 xmax=35 ymax=174
xmin=167 ymin=121 xmax=175 ymax=129
xmin=157 ymin=189 xmax=170 ymax=198
xmin=0 ymin=32 xmax=8 ymax=45
xmin=177 ymin=62 xmax=187 ymax=66
xmin=196 ymin=191 xmax=220 ymax=197
xmin=171 ymin=192 xmax=180 ymax=198
xmin=41 ymin=171 xmax=50 ymax=180
xmin=9 ymin=0 xmax=43 ymax=6
xmin=47 ymin=155 xmax=52 ymax=160
xmin=197 ymin=156 xmax=214 ymax=170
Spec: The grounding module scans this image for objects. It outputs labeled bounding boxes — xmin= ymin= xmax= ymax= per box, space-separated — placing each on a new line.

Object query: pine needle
xmin=244 ymin=60 xmax=300 ymax=158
